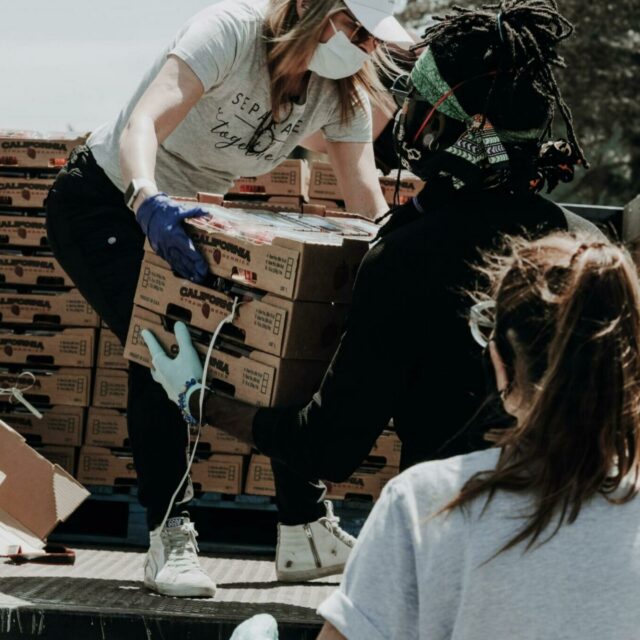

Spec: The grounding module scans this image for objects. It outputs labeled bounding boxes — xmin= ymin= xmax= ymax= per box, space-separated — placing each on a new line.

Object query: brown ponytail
xmin=448 ymin=232 xmax=640 ymax=553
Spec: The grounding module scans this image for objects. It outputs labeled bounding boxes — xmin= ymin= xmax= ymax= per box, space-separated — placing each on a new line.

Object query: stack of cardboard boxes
xmin=245 ymin=427 xmax=401 ymax=501
xmin=75 ymin=325 xmax=133 ymax=488
xmin=0 ymin=130 xmax=95 ymax=478
xmin=0 ymin=141 xmax=403 ymax=504
xmin=121 ymin=195 xmax=400 ymax=501
xmin=224 ymin=160 xmax=425 ymax=218
xmin=226 ymin=159 xmax=310 ymax=213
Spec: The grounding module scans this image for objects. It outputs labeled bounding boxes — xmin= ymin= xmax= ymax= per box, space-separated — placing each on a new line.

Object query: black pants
xmin=45 ymin=146 xmax=324 ymax=528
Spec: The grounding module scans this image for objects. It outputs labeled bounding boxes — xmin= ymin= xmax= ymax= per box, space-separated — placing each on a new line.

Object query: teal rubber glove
xmin=141 ymin=321 xmax=204 ymax=411
xmin=230 ymin=614 xmax=279 ymax=640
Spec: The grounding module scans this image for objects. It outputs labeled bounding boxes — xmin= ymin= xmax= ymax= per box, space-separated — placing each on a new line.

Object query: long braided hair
xmin=379 ymin=0 xmax=586 ymax=236
xmin=419 ymin=0 xmax=587 ymax=171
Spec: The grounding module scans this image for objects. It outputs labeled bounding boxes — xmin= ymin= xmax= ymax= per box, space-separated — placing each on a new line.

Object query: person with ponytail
xmin=143 ymin=0 xmax=606 ymax=587
xmin=316 ymin=232 xmax=640 ymax=639
xmin=45 ymin=0 xmax=412 ymax=598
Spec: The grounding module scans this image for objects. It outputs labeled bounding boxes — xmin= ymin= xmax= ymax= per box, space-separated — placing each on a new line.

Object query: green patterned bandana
xmin=410 ymin=47 xmax=544 ymax=142
xmin=407 ymin=47 xmax=544 ymax=190
xmin=411 ymin=47 xmax=469 ymax=122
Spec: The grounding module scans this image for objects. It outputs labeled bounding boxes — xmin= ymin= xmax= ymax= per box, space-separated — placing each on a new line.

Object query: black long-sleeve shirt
xmin=252 ymin=189 xmax=600 ymax=482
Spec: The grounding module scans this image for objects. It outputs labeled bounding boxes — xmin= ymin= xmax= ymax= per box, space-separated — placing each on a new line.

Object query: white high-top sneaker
xmin=275 ymin=500 xmax=356 ymax=582
xmin=144 ymin=514 xmax=216 ymax=597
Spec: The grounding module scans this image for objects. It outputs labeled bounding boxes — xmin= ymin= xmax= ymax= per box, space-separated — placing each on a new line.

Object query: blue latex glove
xmin=141 ymin=321 xmax=204 ymax=408
xmin=230 ymin=614 xmax=279 ymax=640
xmin=136 ymin=193 xmax=209 ymax=283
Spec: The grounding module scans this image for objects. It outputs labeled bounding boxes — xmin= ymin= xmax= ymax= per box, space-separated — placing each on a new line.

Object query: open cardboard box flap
xmin=0 ymin=419 xmax=89 ymax=556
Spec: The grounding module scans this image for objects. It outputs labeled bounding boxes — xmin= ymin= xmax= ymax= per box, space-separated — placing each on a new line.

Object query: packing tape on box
xmin=0 ymin=371 xmax=43 ymax=418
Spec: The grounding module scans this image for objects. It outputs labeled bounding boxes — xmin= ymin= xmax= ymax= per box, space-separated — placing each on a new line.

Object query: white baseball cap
xmin=343 ymin=0 xmax=414 ymax=49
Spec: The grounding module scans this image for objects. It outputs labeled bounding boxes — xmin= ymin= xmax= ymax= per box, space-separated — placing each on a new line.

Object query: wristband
xmin=125 ymin=178 xmax=158 ymax=211
xmin=178 ymin=378 xmax=203 ymax=426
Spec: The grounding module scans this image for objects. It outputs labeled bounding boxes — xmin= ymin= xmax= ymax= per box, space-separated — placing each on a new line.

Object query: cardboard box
xmin=228 ymin=160 xmax=309 ymax=199
xmin=92 ymin=368 xmax=128 ymax=409
xmin=0 ymin=130 xmax=87 ymax=169
xmin=0 ymin=176 xmax=55 ymax=209
xmin=379 ymin=171 xmax=425 ymax=206
xmin=309 ymin=161 xmax=342 ymax=201
xmin=0 ymin=420 xmax=89 ymax=557
xmin=125 ymin=307 xmax=328 ymax=407
xmin=196 ymin=426 xmax=252 ymax=455
xmin=308 ymin=198 xmax=346 ymax=212
xmin=0 ymin=252 xmax=74 ymax=287
xmin=325 ymin=465 xmax=398 ymax=501
xmin=135 ymin=254 xmax=349 ymax=360
xmin=0 ymin=366 xmax=91 ymax=407
xmin=35 ymin=444 xmax=76 ymax=477
xmin=97 ymin=329 xmax=128 ymax=369
xmin=190 ymin=453 xmax=244 ymax=494
xmin=182 ymin=209 xmax=375 ymax=302
xmin=76 ymin=446 xmax=137 ymax=486
xmin=368 ymin=430 xmax=402 ymax=467
xmin=85 ymin=407 xmax=128 ymax=448
xmin=0 ymin=289 xmax=100 ymax=327
xmin=222 ymin=198 xmax=303 ymax=214
xmin=3 ymin=405 xmax=84 ymax=446
xmin=0 ymin=215 xmax=48 ymax=248
xmin=0 ymin=328 xmax=95 ymax=367
xmin=245 ymin=454 xmax=275 ymax=496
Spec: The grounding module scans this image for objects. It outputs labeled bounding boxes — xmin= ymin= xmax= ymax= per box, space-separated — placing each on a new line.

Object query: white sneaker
xmin=276 ymin=501 xmax=356 ymax=582
xmin=143 ymin=514 xmax=216 ymax=597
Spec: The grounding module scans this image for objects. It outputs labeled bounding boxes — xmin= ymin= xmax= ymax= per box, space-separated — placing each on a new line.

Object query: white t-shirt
xmin=319 ymin=448 xmax=640 ymax=640
xmin=88 ymin=0 xmax=372 ymax=197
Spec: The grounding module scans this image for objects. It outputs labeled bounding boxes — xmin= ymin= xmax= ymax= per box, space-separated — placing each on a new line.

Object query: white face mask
xmin=308 ymin=20 xmax=371 ymax=80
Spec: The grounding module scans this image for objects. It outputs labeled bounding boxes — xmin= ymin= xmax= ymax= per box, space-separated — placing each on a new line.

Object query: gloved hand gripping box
xmin=124 ymin=306 xmax=328 ymax=408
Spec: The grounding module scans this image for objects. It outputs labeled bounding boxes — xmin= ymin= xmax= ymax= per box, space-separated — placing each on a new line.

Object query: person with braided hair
xmin=143 ymin=0 xmax=606 ymax=583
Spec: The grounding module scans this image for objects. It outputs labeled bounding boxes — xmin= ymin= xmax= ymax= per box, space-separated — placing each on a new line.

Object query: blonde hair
xmin=264 ymin=0 xmax=397 ymax=124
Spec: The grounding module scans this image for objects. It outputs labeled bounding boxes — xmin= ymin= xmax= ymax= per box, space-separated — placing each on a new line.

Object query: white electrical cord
xmin=0 ymin=371 xmax=43 ymax=419
xmin=157 ymin=296 xmax=240 ymax=531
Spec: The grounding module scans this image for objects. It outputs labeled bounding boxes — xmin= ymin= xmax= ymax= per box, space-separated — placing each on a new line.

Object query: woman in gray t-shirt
xmin=319 ymin=230 xmax=640 ymax=640
xmin=45 ymin=0 xmax=412 ymax=599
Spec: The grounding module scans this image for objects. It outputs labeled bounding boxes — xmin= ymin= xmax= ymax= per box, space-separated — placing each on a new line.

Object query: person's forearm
xmin=328 ymin=141 xmax=389 ymax=220
xmin=119 ymin=115 xmax=161 ymax=212
xmin=189 ymin=389 xmax=258 ymax=445
xmin=344 ymin=185 xmax=388 ymax=220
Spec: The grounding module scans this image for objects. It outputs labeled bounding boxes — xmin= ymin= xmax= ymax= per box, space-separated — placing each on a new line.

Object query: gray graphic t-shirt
xmin=88 ymin=0 xmax=372 ymax=197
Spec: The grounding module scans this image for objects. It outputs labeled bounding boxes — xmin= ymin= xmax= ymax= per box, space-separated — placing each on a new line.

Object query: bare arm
xmin=299 ymin=130 xmax=328 ymax=155
xmin=189 ymin=391 xmax=257 ymax=446
xmin=300 ymin=103 xmax=394 ymax=156
xmin=326 ymin=140 xmax=388 ymax=220
xmin=119 ymin=55 xmax=204 ymax=211
xmin=317 ymin=623 xmax=348 ymax=640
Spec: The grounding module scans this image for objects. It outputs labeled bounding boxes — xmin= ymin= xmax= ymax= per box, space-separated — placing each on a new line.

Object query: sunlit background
xmin=1 ymin=1 xmax=216 ymax=132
